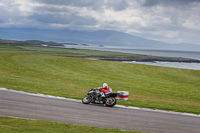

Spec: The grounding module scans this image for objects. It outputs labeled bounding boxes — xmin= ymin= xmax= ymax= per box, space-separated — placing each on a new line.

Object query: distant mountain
xmin=1 ymin=27 xmax=200 ymax=51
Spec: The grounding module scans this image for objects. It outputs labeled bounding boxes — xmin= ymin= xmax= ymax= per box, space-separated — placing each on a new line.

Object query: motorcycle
xmin=82 ymin=88 xmax=119 ymax=107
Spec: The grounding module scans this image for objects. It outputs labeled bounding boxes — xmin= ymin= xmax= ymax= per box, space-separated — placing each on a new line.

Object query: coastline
xmin=101 ymin=58 xmax=200 ymax=63
xmin=67 ymin=56 xmax=200 ymax=63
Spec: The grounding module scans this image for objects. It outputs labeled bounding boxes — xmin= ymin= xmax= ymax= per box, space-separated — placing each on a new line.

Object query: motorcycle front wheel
xmin=105 ymin=97 xmax=117 ymax=107
xmin=82 ymin=95 xmax=92 ymax=104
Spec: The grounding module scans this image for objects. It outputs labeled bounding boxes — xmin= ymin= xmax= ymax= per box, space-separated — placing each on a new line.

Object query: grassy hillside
xmin=0 ymin=44 xmax=200 ymax=114
xmin=0 ymin=116 xmax=140 ymax=133
xmin=1 ymin=43 xmax=197 ymax=62
xmin=0 ymin=43 xmax=139 ymax=56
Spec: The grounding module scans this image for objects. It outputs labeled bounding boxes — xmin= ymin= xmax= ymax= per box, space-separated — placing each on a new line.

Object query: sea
xmin=63 ymin=45 xmax=200 ymax=70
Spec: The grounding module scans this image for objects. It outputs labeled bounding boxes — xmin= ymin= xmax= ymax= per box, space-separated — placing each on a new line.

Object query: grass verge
xmin=0 ymin=116 xmax=140 ymax=133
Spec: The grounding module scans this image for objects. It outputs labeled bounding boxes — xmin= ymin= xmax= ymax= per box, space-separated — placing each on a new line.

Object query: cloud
xmin=32 ymin=0 xmax=130 ymax=11
xmin=0 ymin=0 xmax=200 ymax=44
xmin=143 ymin=0 xmax=200 ymax=7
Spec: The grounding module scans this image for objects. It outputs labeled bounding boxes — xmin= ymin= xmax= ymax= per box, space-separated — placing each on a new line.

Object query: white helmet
xmin=103 ymin=83 xmax=108 ymax=88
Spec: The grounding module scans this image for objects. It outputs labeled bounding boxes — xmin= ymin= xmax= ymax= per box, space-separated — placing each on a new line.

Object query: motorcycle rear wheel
xmin=82 ymin=95 xmax=92 ymax=104
xmin=105 ymin=97 xmax=117 ymax=107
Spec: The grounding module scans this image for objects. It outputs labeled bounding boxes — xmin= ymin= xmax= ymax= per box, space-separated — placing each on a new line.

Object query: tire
xmin=82 ymin=95 xmax=92 ymax=104
xmin=105 ymin=97 xmax=117 ymax=107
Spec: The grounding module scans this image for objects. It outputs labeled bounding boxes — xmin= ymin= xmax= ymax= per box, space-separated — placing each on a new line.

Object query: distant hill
xmin=1 ymin=27 xmax=200 ymax=51
xmin=0 ymin=39 xmax=79 ymax=47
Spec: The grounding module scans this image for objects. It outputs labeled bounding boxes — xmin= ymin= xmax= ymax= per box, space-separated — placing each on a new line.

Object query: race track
xmin=0 ymin=89 xmax=199 ymax=133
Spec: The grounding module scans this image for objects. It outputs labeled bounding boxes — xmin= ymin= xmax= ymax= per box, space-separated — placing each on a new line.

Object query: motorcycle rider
xmin=97 ymin=83 xmax=112 ymax=97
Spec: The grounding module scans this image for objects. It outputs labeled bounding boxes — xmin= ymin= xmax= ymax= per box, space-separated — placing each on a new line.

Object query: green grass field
xmin=0 ymin=44 xmax=200 ymax=114
xmin=0 ymin=116 xmax=140 ymax=133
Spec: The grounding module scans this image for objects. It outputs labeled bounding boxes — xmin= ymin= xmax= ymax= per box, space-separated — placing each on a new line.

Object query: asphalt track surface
xmin=0 ymin=89 xmax=200 ymax=133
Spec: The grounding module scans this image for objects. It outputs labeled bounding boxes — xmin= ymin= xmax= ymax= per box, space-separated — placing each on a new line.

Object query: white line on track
xmin=1 ymin=88 xmax=200 ymax=118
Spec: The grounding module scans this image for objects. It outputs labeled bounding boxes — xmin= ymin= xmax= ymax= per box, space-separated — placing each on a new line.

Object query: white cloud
xmin=0 ymin=0 xmax=200 ymax=44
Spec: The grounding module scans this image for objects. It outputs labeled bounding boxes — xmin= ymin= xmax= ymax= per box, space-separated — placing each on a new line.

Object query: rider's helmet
xmin=103 ymin=83 xmax=108 ymax=88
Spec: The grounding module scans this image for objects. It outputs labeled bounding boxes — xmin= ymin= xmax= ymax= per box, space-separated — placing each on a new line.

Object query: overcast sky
xmin=0 ymin=0 xmax=200 ymax=44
